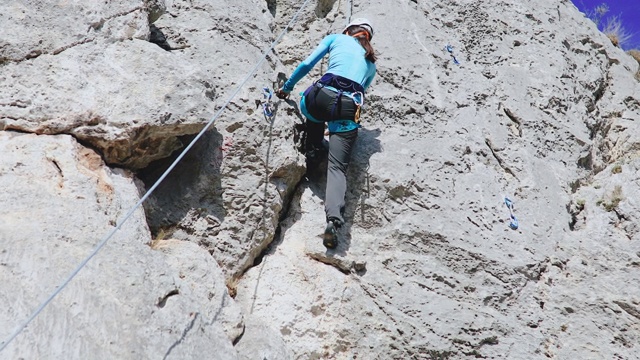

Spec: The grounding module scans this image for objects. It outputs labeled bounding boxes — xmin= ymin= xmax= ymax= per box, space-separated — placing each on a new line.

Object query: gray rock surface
xmin=235 ymin=317 xmax=293 ymax=360
xmin=0 ymin=0 xmax=279 ymax=170
xmin=154 ymin=239 xmax=244 ymax=342
xmin=2 ymin=0 xmax=640 ymax=359
xmin=130 ymin=0 xmax=306 ymax=280
xmin=0 ymin=133 xmax=238 ymax=359
xmin=237 ymin=0 xmax=640 ymax=359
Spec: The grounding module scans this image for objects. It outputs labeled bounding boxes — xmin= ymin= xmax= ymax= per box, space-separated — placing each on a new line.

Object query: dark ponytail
xmin=346 ymin=26 xmax=377 ymax=63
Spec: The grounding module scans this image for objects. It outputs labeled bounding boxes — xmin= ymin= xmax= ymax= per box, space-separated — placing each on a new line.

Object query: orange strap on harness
xmin=352 ymin=91 xmax=364 ymax=124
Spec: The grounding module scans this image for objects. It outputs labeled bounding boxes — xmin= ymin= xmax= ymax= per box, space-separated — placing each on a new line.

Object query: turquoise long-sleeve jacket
xmin=283 ymin=34 xmax=376 ymax=133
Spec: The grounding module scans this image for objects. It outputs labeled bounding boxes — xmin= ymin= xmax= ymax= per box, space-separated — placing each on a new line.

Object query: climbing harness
xmin=0 ymin=0 xmax=315 ymax=352
xmin=445 ymin=44 xmax=460 ymax=65
xmin=504 ymin=197 xmax=518 ymax=230
xmin=303 ymin=72 xmax=365 ymax=124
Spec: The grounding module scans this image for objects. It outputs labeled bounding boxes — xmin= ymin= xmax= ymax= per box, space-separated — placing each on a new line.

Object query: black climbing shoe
xmin=323 ymin=220 xmax=339 ymax=249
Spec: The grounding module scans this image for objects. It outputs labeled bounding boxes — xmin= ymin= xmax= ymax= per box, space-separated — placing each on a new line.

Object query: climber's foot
xmin=323 ymin=220 xmax=339 ymax=249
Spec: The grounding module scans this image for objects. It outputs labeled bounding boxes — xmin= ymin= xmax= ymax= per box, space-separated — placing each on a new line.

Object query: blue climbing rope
xmin=504 ymin=197 xmax=518 ymax=230
xmin=0 ymin=0 xmax=315 ymax=352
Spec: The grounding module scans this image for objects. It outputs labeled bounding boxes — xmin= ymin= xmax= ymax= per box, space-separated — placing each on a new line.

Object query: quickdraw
xmin=261 ymin=87 xmax=275 ymax=119
xmin=351 ymin=91 xmax=364 ymax=124
xmin=445 ymin=44 xmax=460 ymax=65
xmin=504 ymin=197 xmax=518 ymax=230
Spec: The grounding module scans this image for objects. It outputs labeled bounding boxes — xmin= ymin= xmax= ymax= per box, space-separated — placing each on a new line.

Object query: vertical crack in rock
xmin=258 ymin=118 xmax=277 ymax=247
xmin=231 ymin=324 xmax=246 ymax=346
xmin=247 ymin=173 xmax=306 ymax=274
xmin=49 ymin=159 xmax=63 ymax=177
xmin=315 ymin=0 xmax=338 ymax=18
xmin=265 ymin=0 xmax=277 ymax=17
xmin=47 ymin=157 xmax=64 ymax=189
xmin=501 ymin=105 xmax=523 ymax=137
xmin=589 ymin=74 xmax=609 ymax=114
xmin=162 ymin=312 xmax=199 ymax=360
xmin=484 ymin=138 xmax=518 ymax=180
xmin=234 ymin=110 xmax=305 ymax=280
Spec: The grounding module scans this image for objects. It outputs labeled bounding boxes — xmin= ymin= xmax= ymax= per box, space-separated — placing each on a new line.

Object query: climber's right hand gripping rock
xmin=275 ymin=88 xmax=290 ymax=99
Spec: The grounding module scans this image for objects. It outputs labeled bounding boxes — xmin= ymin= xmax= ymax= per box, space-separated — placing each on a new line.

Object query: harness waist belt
xmin=316 ymin=73 xmax=365 ymax=94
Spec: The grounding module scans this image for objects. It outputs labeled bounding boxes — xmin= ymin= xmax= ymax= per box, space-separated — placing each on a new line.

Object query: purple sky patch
xmin=572 ymin=0 xmax=640 ymax=50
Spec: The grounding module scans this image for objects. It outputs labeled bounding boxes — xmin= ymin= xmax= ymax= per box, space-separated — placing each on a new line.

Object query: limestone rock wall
xmin=1 ymin=0 xmax=640 ymax=359
xmin=0 ymin=0 xmax=278 ymax=170
xmin=0 ymin=133 xmax=241 ymax=359
xmin=0 ymin=0 xmax=286 ymax=358
xmin=236 ymin=0 xmax=640 ymax=359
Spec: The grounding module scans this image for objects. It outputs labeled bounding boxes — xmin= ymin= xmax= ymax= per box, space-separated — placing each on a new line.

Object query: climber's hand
xmin=275 ymin=88 xmax=290 ymax=99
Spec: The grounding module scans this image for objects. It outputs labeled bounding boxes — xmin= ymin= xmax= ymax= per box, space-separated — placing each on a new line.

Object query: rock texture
xmin=0 ymin=0 xmax=277 ymax=170
xmin=237 ymin=0 xmax=640 ymax=359
xmin=2 ymin=0 xmax=640 ymax=359
xmin=0 ymin=133 xmax=241 ymax=359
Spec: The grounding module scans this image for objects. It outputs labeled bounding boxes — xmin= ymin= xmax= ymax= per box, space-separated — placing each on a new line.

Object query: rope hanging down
xmin=0 ymin=0 xmax=314 ymax=352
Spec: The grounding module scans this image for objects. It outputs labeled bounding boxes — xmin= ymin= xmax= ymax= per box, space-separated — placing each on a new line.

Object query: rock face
xmin=0 ymin=133 xmax=241 ymax=359
xmin=2 ymin=0 xmax=640 ymax=359
xmin=237 ymin=0 xmax=640 ymax=359
xmin=0 ymin=0 xmax=278 ymax=170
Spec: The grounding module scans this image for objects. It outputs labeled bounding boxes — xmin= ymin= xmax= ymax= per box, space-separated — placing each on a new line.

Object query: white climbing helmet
xmin=342 ymin=18 xmax=374 ymax=39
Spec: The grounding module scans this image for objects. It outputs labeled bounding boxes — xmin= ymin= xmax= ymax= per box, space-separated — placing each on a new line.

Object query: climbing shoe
xmin=323 ymin=220 xmax=339 ymax=249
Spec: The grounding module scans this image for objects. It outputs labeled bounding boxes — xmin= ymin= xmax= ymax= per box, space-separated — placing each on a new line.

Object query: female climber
xmin=275 ymin=18 xmax=377 ymax=249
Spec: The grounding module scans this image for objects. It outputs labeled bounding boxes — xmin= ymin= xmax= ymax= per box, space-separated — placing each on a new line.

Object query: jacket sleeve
xmin=363 ymin=62 xmax=376 ymax=91
xmin=282 ymin=35 xmax=336 ymax=92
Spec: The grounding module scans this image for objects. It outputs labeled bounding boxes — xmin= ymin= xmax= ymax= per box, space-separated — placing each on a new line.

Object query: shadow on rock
xmin=344 ymin=126 xmax=382 ymax=244
xmin=137 ymin=129 xmax=225 ymax=238
xmin=306 ymin=127 xmax=382 ymax=257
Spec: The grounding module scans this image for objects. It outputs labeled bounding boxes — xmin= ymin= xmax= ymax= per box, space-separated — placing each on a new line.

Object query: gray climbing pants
xmin=325 ymin=129 xmax=358 ymax=225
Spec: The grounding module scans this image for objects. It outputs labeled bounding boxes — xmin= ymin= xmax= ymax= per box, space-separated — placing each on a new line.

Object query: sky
xmin=572 ymin=0 xmax=640 ymax=50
